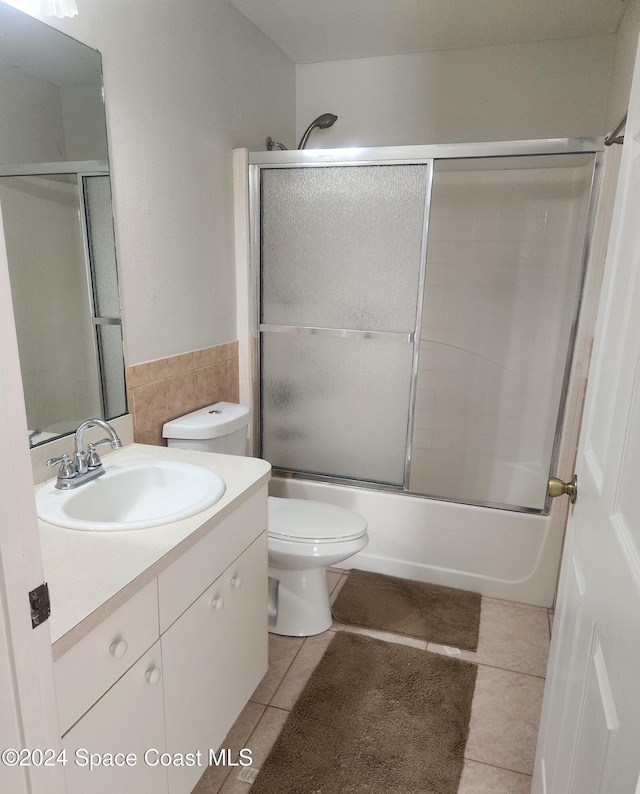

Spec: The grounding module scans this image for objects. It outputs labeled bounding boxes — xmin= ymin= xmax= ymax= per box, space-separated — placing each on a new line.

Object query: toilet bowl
xmin=163 ymin=402 xmax=369 ymax=636
xmin=267 ymin=495 xmax=368 ymax=636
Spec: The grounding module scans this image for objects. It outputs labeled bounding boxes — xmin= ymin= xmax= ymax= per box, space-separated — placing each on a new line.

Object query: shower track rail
xmin=248 ymin=138 xmax=603 ymax=169
xmin=259 ymin=324 xmax=414 ymax=343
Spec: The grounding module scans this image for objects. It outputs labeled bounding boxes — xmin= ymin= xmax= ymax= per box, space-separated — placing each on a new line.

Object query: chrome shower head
xmin=297 ymin=113 xmax=338 ymax=149
xmin=314 ymin=113 xmax=338 ymax=129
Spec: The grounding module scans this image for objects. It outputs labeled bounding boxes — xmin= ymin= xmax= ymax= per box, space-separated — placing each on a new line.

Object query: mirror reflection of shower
xmin=266 ymin=112 xmax=338 ymax=151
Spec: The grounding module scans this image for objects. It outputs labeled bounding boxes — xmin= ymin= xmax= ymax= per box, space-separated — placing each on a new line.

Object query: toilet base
xmin=268 ymin=566 xmax=332 ymax=637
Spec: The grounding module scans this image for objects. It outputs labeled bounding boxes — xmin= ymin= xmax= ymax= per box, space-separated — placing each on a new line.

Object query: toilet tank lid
xmin=162 ymin=402 xmax=250 ymax=440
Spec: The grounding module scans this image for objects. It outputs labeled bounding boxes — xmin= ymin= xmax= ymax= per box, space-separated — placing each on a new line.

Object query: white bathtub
xmin=269 ymin=473 xmax=569 ymax=608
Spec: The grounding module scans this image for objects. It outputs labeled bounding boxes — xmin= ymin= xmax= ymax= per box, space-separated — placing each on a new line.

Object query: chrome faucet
xmin=74 ymin=418 xmax=123 ymax=474
xmin=28 ymin=428 xmax=41 ymax=446
xmin=46 ymin=418 xmax=123 ymax=489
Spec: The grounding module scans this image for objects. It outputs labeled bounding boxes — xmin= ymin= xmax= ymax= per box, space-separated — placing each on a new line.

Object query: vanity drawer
xmin=54 ymin=579 xmax=159 ymax=734
xmin=158 ymin=487 xmax=267 ymax=632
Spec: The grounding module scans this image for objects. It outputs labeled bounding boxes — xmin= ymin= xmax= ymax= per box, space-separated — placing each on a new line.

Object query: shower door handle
xmin=548 ymin=474 xmax=578 ymax=504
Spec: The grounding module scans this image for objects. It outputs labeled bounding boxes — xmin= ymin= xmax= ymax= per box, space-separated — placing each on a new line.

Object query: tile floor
xmin=193 ymin=569 xmax=551 ymax=794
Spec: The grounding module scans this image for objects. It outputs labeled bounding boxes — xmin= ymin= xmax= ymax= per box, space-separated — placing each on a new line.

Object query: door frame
xmin=0 ymin=206 xmax=65 ymax=793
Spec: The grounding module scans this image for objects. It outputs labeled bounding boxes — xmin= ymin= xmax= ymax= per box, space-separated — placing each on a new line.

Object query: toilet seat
xmin=268 ymin=496 xmax=367 ymax=544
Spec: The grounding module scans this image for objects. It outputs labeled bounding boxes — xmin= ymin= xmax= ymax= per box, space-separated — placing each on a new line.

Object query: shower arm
xmin=297 ymin=124 xmax=319 ymax=150
xmin=604 ymin=113 xmax=626 ymax=146
xmin=266 ymin=136 xmax=287 ymax=151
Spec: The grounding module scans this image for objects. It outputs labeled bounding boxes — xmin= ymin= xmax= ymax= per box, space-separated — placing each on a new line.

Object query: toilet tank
xmin=162 ymin=402 xmax=250 ymax=455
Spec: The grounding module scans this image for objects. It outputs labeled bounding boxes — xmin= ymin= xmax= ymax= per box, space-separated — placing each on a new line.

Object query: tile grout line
xmin=265 ymin=630 xmax=334 ymax=710
xmin=209 ymin=702 xmax=268 ymax=793
xmin=261 ymin=703 xmax=293 ymax=714
xmin=213 ymin=704 xmax=269 ymax=794
xmin=332 ymin=623 xmax=548 ymax=679
xmin=459 ymin=657 xmax=546 ymax=681
xmin=462 ymin=755 xmax=533 ymax=778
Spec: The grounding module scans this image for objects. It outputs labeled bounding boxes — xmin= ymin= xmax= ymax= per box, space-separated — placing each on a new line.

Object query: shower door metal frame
xmin=249 ymin=137 xmax=604 ymax=514
xmin=0 ymin=162 xmax=120 ymax=430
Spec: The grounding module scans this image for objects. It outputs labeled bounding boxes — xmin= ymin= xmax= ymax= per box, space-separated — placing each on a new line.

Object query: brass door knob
xmin=548 ymin=474 xmax=578 ymax=504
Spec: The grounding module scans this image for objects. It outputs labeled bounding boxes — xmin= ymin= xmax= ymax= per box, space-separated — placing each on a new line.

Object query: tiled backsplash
xmin=126 ymin=342 xmax=239 ymax=446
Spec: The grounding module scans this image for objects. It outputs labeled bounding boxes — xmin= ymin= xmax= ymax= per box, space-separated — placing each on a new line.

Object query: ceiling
xmin=228 ymin=0 xmax=629 ymax=64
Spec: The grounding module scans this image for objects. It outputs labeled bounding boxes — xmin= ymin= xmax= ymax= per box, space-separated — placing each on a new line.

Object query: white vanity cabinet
xmin=162 ymin=533 xmax=268 ymax=793
xmin=51 ymin=484 xmax=269 ymax=794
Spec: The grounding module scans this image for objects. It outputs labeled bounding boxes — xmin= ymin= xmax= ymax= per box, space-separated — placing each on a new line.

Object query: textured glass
xmin=84 ymin=175 xmax=120 ymax=318
xmin=261 ymin=332 xmax=413 ymax=485
xmin=97 ymin=324 xmax=126 ymax=418
xmin=409 ymin=154 xmax=595 ymax=510
xmin=261 ymin=165 xmax=428 ymax=332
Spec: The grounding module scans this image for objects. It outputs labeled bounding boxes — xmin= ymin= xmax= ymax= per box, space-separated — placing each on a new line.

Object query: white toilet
xmin=162 ymin=402 xmax=368 ymax=637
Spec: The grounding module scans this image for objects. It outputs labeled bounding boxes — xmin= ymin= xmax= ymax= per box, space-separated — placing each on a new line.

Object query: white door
xmin=0 ymin=207 xmax=65 ymax=793
xmin=532 ymin=38 xmax=640 ymax=794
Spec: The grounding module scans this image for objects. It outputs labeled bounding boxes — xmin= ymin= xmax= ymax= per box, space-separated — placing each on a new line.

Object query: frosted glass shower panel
xmin=410 ymin=154 xmax=596 ymax=511
xmin=261 ymin=165 xmax=429 ymax=332
xmin=97 ymin=324 xmax=126 ymax=418
xmin=84 ymin=175 xmax=120 ymax=318
xmin=261 ymin=332 xmax=414 ymax=485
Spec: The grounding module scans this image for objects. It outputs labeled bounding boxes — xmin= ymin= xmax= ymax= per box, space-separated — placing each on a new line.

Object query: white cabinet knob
xmin=231 ymin=576 xmax=243 ymax=589
xmin=211 ymin=596 xmax=224 ymax=610
xmin=145 ymin=667 xmax=161 ymax=685
xmin=109 ymin=639 xmax=128 ymax=659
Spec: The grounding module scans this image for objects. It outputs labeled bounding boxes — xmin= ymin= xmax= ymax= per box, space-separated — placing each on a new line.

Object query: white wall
xmin=296 ymin=36 xmax=615 ymax=147
xmin=60 ymin=83 xmax=108 ymax=161
xmin=606 ymin=0 xmax=640 ymax=128
xmin=0 ymin=64 xmax=106 ymax=164
xmin=0 ymin=65 xmax=67 ymax=162
xmin=43 ymin=0 xmax=295 ymax=366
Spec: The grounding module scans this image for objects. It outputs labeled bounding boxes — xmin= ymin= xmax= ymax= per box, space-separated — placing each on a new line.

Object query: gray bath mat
xmin=250 ymin=631 xmax=477 ymax=794
xmin=332 ymin=569 xmax=481 ymax=651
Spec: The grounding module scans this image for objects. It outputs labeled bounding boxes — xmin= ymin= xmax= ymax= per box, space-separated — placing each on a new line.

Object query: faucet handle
xmin=86 ymin=443 xmax=103 ymax=470
xmin=91 ymin=437 xmax=118 ymax=449
xmin=46 ymin=453 xmax=76 ymax=482
xmin=46 ymin=452 xmax=72 ymax=468
xmin=85 ymin=437 xmax=118 ymax=470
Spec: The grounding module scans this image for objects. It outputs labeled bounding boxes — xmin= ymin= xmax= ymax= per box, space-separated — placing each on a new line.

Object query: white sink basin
xmin=36 ymin=460 xmax=225 ymax=531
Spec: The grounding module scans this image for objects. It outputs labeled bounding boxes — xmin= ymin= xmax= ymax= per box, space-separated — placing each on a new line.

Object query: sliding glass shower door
xmin=259 ymin=163 xmax=432 ymax=485
xmin=252 ymin=141 xmax=601 ymax=512
xmin=410 ymin=154 xmax=597 ymax=511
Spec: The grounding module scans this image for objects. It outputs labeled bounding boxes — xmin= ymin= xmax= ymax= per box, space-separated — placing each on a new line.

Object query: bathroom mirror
xmin=0 ymin=1 xmax=126 ymax=446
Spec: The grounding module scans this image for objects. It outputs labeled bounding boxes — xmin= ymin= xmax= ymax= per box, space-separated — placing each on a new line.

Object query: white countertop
xmin=37 ymin=444 xmax=271 ymax=658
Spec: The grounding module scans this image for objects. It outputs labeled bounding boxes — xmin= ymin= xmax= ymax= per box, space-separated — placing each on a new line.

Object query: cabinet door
xmin=162 ymin=532 xmax=268 ymax=794
xmin=62 ymin=642 xmax=168 ymax=794
xmin=219 ymin=532 xmax=269 ymax=720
